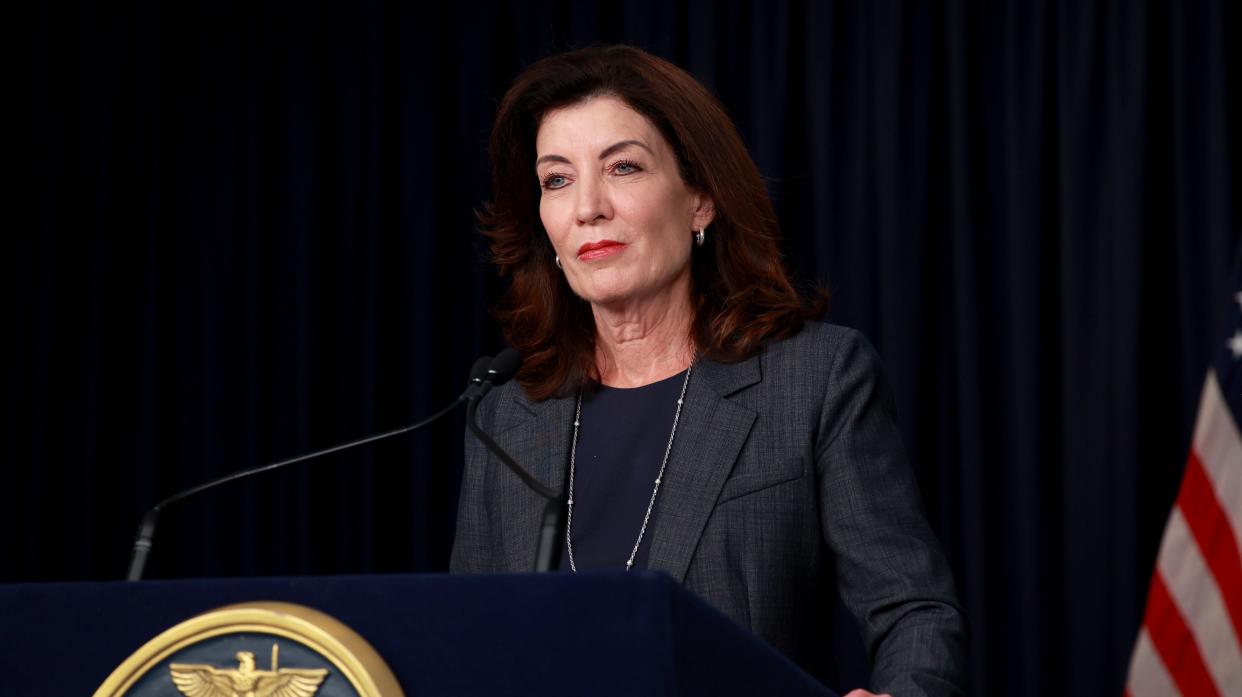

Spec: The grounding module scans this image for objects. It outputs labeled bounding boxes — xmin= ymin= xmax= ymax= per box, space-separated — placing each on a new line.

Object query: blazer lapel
xmin=646 ymin=356 xmax=760 ymax=582
xmin=491 ymin=392 xmax=575 ymax=572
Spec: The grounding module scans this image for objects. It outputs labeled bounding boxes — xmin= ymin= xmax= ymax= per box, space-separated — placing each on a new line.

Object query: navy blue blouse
xmin=558 ymin=369 xmax=690 ymax=572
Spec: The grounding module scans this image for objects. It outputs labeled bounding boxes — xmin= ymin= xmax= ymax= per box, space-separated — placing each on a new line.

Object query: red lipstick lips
xmin=576 ymin=240 xmax=627 ymax=261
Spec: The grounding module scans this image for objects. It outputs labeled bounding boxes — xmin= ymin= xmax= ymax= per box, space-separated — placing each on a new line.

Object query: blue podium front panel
xmin=0 ymin=572 xmax=834 ymax=696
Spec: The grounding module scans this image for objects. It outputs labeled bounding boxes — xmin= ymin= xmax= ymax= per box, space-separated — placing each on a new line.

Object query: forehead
xmin=535 ymin=95 xmax=664 ymax=156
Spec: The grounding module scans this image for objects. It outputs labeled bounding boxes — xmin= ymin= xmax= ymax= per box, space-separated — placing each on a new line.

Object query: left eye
xmin=612 ymin=160 xmax=641 ymax=175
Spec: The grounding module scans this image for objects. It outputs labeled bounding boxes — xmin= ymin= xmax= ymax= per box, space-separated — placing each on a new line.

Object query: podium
xmin=0 ymin=571 xmax=836 ymax=696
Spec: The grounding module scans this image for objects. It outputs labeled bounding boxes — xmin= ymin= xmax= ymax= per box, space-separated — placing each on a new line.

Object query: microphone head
xmin=486 ymin=348 xmax=523 ymax=386
xmin=468 ymin=355 xmax=492 ymax=384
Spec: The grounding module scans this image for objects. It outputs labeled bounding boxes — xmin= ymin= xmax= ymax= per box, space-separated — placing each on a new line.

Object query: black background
xmin=9 ymin=2 xmax=1241 ymax=695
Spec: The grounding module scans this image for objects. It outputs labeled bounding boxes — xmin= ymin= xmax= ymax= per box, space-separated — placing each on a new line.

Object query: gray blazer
xmin=451 ymin=322 xmax=967 ymax=696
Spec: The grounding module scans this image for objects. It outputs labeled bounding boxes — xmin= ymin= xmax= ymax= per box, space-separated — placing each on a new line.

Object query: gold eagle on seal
xmin=169 ymin=643 xmax=328 ymax=697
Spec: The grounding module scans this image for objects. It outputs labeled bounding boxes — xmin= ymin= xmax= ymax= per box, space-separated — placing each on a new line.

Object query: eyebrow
xmin=535 ymin=139 xmax=654 ymax=167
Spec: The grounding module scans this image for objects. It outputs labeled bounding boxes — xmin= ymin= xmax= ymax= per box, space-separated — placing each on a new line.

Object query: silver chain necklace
xmin=565 ymin=364 xmax=694 ymax=572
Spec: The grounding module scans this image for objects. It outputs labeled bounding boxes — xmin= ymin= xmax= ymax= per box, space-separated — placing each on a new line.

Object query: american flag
xmin=1125 ymin=255 xmax=1242 ymax=697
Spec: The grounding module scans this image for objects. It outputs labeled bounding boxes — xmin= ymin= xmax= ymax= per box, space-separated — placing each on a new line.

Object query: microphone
xmin=462 ymin=350 xmax=518 ymax=401
xmin=464 ymin=348 xmax=567 ymax=572
xmin=125 ymin=354 xmax=499 ymax=581
xmin=467 ymin=354 xmax=492 ymax=385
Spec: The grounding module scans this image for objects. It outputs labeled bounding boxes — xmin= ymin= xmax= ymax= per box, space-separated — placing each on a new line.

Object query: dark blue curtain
xmin=9 ymin=2 xmax=1240 ymax=695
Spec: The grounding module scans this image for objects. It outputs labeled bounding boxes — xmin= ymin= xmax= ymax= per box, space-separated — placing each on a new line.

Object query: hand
xmin=843 ymin=691 xmax=893 ymax=697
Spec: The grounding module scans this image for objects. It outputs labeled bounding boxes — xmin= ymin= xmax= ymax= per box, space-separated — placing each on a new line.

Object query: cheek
xmin=648 ymin=216 xmax=692 ymax=265
xmin=538 ymin=200 xmax=568 ymax=250
xmin=649 ymin=192 xmax=693 ymax=244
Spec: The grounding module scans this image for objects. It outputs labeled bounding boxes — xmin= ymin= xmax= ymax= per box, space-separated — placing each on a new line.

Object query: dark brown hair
xmin=478 ymin=44 xmax=826 ymax=400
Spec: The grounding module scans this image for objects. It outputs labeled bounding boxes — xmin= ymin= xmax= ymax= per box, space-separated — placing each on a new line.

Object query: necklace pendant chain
xmin=565 ymin=364 xmax=694 ymax=573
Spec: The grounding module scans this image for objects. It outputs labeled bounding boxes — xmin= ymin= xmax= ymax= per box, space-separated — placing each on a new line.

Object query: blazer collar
xmin=494 ymin=354 xmax=762 ymax=577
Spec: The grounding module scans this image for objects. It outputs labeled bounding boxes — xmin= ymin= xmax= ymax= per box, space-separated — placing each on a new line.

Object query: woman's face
xmin=534 ymin=95 xmax=714 ymax=309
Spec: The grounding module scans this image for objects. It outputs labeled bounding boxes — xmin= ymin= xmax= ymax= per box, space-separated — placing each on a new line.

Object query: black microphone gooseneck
xmin=464 ymin=348 xmax=567 ymax=573
xmin=125 ymin=355 xmax=495 ymax=582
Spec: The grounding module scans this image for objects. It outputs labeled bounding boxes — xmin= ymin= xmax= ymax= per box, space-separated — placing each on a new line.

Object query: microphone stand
xmin=126 ymin=356 xmax=494 ymax=581
xmin=465 ymin=395 xmax=566 ymax=573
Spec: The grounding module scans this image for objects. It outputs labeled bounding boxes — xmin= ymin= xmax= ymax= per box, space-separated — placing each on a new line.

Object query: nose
xmin=574 ymin=174 xmax=611 ymax=225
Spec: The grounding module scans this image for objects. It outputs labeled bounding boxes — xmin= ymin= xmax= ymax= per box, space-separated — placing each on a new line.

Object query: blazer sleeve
xmin=450 ymin=394 xmax=496 ymax=574
xmin=815 ymin=328 xmax=968 ymax=697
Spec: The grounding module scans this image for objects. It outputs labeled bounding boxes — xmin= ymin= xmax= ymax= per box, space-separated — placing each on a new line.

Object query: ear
xmin=690 ymin=192 xmax=716 ymax=231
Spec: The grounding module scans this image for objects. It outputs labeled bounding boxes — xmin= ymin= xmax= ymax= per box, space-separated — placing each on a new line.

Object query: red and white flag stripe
xmin=1125 ymin=371 xmax=1242 ymax=697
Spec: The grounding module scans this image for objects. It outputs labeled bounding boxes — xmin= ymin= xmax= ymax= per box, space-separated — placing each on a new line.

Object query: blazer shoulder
xmin=763 ymin=320 xmax=875 ymax=368
xmin=471 ymin=379 xmax=528 ymax=431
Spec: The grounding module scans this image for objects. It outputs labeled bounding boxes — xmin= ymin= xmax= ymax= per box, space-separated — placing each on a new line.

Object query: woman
xmin=451 ymin=45 xmax=966 ymax=697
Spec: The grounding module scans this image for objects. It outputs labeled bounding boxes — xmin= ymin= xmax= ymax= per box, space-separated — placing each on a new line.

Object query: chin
xmin=578 ymin=282 xmax=640 ymax=308
xmin=581 ymin=290 xmax=632 ymax=308
xmin=568 ymin=271 xmax=631 ymax=303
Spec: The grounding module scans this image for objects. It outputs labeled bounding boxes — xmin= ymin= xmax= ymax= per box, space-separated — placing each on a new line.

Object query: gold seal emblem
xmin=170 ymin=643 xmax=328 ymax=697
xmin=94 ymin=602 xmax=403 ymax=697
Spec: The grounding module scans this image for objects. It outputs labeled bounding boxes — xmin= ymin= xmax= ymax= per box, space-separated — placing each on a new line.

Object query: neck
xmin=592 ymin=279 xmax=695 ymax=388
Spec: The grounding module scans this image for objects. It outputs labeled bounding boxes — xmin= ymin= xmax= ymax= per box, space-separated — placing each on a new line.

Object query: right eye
xmin=541 ymin=173 xmax=569 ymax=190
